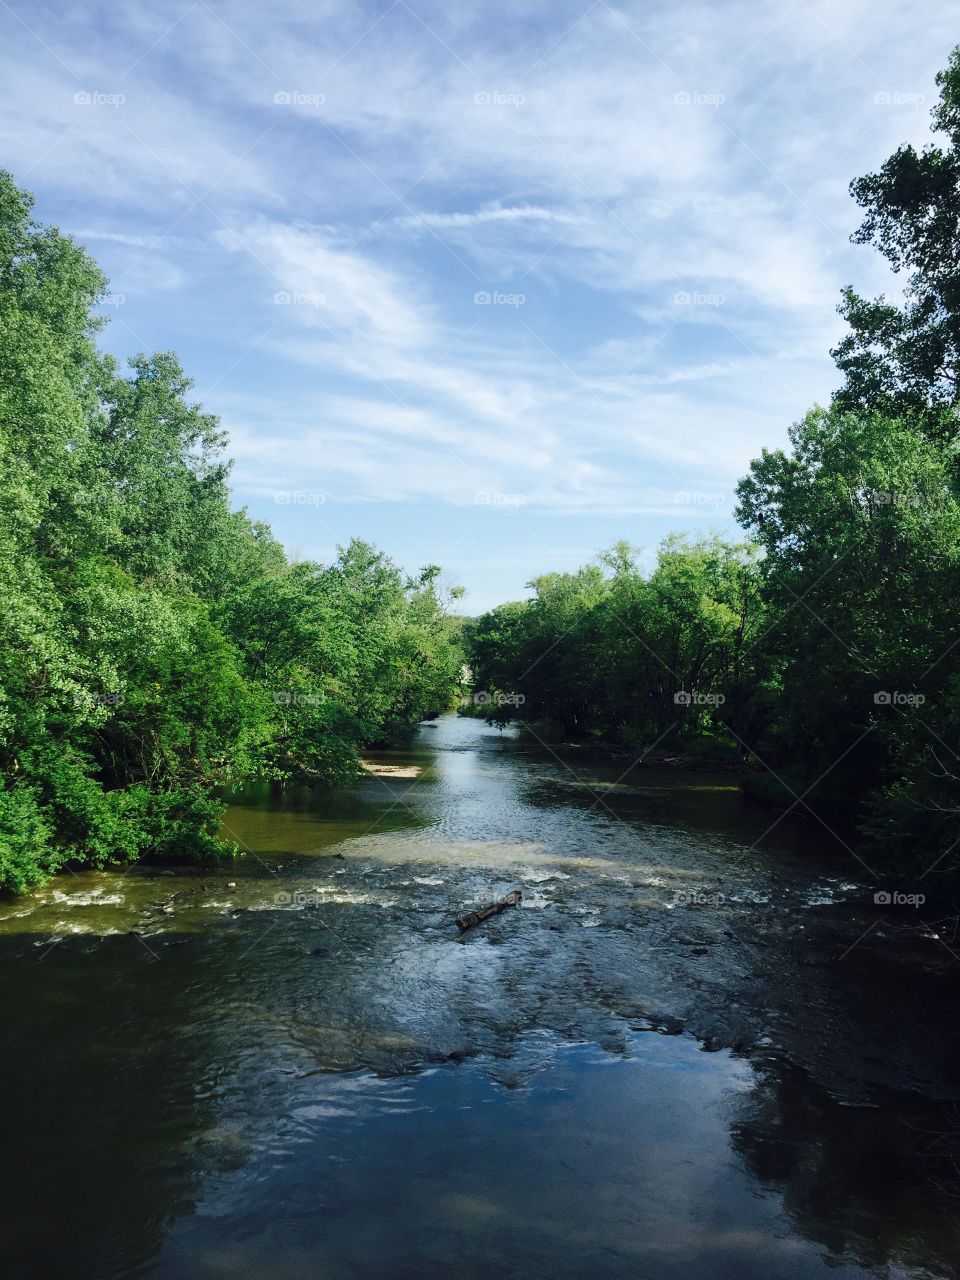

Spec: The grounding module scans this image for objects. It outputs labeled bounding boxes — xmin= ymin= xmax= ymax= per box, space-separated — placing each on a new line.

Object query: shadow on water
xmin=1 ymin=714 xmax=959 ymax=1278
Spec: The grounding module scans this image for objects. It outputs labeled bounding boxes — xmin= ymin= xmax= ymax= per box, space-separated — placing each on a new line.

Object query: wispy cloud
xmin=393 ymin=205 xmax=576 ymax=230
xmin=2 ymin=0 xmax=955 ymax=606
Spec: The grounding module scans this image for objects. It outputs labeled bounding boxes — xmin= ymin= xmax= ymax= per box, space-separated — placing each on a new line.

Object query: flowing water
xmin=2 ymin=713 xmax=959 ymax=1278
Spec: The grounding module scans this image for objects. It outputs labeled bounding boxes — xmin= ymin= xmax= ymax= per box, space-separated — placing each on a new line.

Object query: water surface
xmin=2 ymin=714 xmax=958 ymax=1278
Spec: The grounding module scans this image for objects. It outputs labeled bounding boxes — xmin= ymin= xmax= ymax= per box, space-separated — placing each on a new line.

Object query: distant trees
xmin=467 ymin=534 xmax=766 ymax=761
xmin=0 ymin=172 xmax=462 ymax=892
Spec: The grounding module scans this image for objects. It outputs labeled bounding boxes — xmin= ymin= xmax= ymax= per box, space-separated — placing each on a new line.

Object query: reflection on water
xmin=1 ymin=714 xmax=958 ymax=1278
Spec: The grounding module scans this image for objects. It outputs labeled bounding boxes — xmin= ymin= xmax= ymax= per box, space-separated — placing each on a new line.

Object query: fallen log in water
xmin=456 ymin=889 xmax=522 ymax=933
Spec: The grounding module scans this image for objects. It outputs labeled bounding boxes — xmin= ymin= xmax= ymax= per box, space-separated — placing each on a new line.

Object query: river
xmin=2 ymin=713 xmax=959 ymax=1278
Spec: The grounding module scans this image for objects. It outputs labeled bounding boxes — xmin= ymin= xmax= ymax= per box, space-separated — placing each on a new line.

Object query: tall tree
xmin=833 ymin=46 xmax=960 ymax=443
xmin=0 ymin=172 xmax=464 ymax=893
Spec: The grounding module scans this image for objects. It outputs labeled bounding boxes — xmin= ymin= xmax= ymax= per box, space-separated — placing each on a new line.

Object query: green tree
xmin=467 ymin=538 xmax=764 ymax=758
xmin=832 ymin=45 xmax=960 ymax=440
xmin=737 ymin=405 xmax=960 ymax=865
xmin=0 ymin=171 xmax=464 ymax=892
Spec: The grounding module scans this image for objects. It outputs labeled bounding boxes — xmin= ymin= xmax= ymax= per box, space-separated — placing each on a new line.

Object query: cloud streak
xmin=1 ymin=0 xmax=955 ymax=606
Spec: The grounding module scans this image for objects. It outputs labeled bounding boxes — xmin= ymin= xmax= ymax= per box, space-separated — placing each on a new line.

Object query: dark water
xmin=2 ymin=714 xmax=959 ymax=1278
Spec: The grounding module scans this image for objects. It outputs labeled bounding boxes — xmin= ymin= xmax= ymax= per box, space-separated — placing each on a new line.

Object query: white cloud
xmin=217 ymin=222 xmax=432 ymax=349
xmin=2 ymin=0 xmax=955 ymax=599
xmin=394 ymin=205 xmax=576 ymax=230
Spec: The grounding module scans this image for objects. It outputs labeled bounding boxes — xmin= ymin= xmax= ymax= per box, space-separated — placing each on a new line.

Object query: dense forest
xmin=467 ymin=50 xmax=960 ymax=880
xmin=0 ymin=172 xmax=463 ymax=892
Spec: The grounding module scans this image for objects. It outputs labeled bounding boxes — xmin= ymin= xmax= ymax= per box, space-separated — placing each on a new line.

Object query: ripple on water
xmin=3 ymin=715 xmax=959 ymax=1280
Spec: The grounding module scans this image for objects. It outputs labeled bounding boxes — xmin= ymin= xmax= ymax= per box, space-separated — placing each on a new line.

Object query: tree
xmin=0 ymin=171 xmax=464 ymax=892
xmin=466 ymin=538 xmax=764 ymax=757
xmin=832 ymin=45 xmax=960 ymax=441
xmin=736 ymin=404 xmax=960 ymax=865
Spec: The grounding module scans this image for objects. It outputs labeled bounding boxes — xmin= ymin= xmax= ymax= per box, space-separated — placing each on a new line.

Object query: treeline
xmin=467 ymin=49 xmax=960 ymax=877
xmin=467 ymin=536 xmax=765 ymax=761
xmin=0 ymin=173 xmax=462 ymax=892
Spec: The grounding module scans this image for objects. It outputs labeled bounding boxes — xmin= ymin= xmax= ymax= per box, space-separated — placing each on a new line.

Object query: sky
xmin=1 ymin=0 xmax=956 ymax=612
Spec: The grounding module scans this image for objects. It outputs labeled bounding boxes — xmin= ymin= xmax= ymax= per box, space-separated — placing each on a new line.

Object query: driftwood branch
xmin=456 ymin=889 xmax=522 ymax=932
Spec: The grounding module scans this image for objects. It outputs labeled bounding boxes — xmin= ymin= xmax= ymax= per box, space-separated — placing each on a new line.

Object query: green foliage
xmin=737 ymin=405 xmax=960 ymax=849
xmin=832 ymin=47 xmax=960 ymax=436
xmin=0 ymin=171 xmax=463 ymax=892
xmin=466 ymin=535 xmax=766 ymax=757
xmin=0 ymin=784 xmax=57 ymax=893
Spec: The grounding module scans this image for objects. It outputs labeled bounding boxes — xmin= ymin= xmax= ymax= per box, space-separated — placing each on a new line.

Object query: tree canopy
xmin=0 ymin=172 xmax=462 ymax=893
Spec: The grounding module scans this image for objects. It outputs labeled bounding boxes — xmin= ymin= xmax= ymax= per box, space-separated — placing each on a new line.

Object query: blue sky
xmin=2 ymin=0 xmax=955 ymax=612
